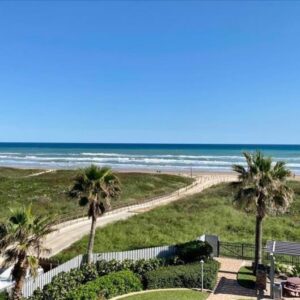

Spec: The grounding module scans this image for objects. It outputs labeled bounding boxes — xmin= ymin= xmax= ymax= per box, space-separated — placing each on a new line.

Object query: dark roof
xmin=266 ymin=241 xmax=300 ymax=256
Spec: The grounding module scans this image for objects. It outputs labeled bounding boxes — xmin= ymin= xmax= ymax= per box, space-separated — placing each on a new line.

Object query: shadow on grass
xmin=237 ymin=266 xmax=256 ymax=289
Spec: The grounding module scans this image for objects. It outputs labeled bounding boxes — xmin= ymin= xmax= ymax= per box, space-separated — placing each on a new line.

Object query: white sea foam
xmin=0 ymin=150 xmax=300 ymax=174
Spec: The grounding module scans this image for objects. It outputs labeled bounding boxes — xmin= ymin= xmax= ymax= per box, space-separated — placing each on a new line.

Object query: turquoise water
xmin=0 ymin=143 xmax=300 ymax=173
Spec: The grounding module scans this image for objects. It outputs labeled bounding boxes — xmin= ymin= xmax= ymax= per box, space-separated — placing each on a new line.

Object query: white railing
xmin=22 ymin=245 xmax=177 ymax=298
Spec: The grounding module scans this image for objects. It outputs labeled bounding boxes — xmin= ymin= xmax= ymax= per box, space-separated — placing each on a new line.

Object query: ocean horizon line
xmin=1 ymin=142 xmax=300 ymax=146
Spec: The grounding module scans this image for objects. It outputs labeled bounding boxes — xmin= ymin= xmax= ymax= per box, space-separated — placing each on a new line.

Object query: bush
xmin=274 ymin=261 xmax=294 ymax=276
xmin=0 ymin=292 xmax=8 ymax=300
xmin=96 ymin=258 xmax=163 ymax=283
xmin=144 ymin=259 xmax=220 ymax=291
xmin=27 ymin=259 xmax=162 ymax=300
xmin=292 ymin=264 xmax=300 ymax=277
xmin=28 ymin=264 xmax=97 ymax=300
xmin=96 ymin=259 xmax=125 ymax=276
xmin=66 ymin=270 xmax=142 ymax=300
xmin=176 ymin=240 xmax=212 ymax=263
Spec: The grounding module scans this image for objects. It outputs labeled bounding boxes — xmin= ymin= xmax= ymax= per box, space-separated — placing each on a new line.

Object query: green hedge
xmin=96 ymin=258 xmax=163 ymax=278
xmin=176 ymin=240 xmax=213 ymax=263
xmin=27 ymin=259 xmax=162 ymax=300
xmin=144 ymin=259 xmax=220 ymax=290
xmin=26 ymin=244 xmax=214 ymax=300
xmin=66 ymin=270 xmax=142 ymax=300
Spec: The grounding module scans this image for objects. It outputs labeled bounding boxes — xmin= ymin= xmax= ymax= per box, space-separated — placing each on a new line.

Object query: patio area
xmin=266 ymin=241 xmax=300 ymax=299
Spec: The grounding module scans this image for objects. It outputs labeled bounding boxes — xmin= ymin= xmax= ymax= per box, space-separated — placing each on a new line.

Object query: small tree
xmin=70 ymin=165 xmax=121 ymax=263
xmin=233 ymin=152 xmax=294 ymax=272
xmin=0 ymin=205 xmax=55 ymax=300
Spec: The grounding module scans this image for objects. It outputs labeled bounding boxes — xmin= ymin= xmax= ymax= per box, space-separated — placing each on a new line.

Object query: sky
xmin=0 ymin=1 xmax=300 ymax=144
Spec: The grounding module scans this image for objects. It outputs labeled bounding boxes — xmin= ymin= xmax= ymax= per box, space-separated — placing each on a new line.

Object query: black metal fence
xmin=265 ymin=252 xmax=300 ymax=266
xmin=218 ymin=241 xmax=255 ymax=260
xmin=219 ymin=241 xmax=300 ymax=266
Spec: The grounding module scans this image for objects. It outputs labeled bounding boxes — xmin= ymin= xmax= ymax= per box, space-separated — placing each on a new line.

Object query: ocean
xmin=0 ymin=143 xmax=300 ymax=174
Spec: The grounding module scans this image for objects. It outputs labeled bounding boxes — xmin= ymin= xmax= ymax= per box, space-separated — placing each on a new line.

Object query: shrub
xmin=274 ymin=262 xmax=294 ymax=276
xmin=27 ymin=259 xmax=162 ymax=300
xmin=130 ymin=258 xmax=162 ymax=277
xmin=66 ymin=270 xmax=142 ymax=300
xmin=27 ymin=264 xmax=97 ymax=300
xmin=144 ymin=259 xmax=220 ymax=291
xmin=292 ymin=264 xmax=300 ymax=277
xmin=96 ymin=258 xmax=163 ymax=281
xmin=96 ymin=259 xmax=124 ymax=276
xmin=81 ymin=263 xmax=98 ymax=283
xmin=176 ymin=240 xmax=212 ymax=263
xmin=0 ymin=292 xmax=8 ymax=300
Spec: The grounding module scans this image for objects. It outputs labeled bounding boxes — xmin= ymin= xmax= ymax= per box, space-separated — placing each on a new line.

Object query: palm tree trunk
xmin=254 ymin=215 xmax=263 ymax=273
xmin=12 ymin=258 xmax=27 ymax=300
xmin=87 ymin=214 xmax=97 ymax=264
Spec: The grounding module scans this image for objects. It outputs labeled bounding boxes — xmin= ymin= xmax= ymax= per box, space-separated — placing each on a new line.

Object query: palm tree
xmin=70 ymin=165 xmax=121 ymax=263
xmin=0 ymin=205 xmax=55 ymax=300
xmin=233 ymin=152 xmax=293 ymax=272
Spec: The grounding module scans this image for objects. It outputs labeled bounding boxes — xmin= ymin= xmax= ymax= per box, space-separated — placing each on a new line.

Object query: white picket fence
xmin=22 ymin=244 xmax=178 ymax=298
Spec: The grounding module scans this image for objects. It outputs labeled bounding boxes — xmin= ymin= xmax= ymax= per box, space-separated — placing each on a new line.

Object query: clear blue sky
xmin=0 ymin=1 xmax=300 ymax=144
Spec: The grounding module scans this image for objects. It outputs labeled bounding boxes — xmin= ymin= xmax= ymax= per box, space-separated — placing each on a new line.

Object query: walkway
xmin=25 ymin=169 xmax=55 ymax=177
xmin=208 ymin=257 xmax=257 ymax=300
xmin=45 ymin=174 xmax=237 ymax=257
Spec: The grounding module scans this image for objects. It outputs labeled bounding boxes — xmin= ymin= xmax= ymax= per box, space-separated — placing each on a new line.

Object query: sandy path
xmin=25 ymin=169 xmax=55 ymax=177
xmin=45 ymin=174 xmax=237 ymax=257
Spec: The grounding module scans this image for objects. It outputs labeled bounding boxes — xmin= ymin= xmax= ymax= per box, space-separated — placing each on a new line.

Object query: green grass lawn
xmin=55 ymin=181 xmax=300 ymax=262
xmin=0 ymin=167 xmax=192 ymax=221
xmin=120 ymin=290 xmax=209 ymax=300
xmin=237 ymin=266 xmax=256 ymax=289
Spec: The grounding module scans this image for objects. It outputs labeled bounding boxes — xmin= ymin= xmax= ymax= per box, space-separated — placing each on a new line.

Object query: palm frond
xmin=233 ymin=151 xmax=294 ymax=217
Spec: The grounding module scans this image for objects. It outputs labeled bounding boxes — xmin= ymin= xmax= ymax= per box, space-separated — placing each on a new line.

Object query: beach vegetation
xmin=0 ymin=168 xmax=192 ymax=221
xmin=55 ymin=180 xmax=300 ymax=262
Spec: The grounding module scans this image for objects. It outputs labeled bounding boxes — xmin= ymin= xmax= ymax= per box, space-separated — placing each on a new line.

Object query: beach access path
xmin=45 ymin=174 xmax=237 ymax=257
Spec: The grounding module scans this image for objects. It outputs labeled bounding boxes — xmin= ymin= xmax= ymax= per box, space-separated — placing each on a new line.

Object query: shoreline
xmin=0 ymin=164 xmax=235 ymax=175
xmin=1 ymin=165 xmax=300 ymax=180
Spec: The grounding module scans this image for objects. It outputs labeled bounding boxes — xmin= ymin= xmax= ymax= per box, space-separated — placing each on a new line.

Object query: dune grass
xmin=0 ymin=167 xmax=192 ymax=221
xmin=120 ymin=290 xmax=209 ymax=300
xmin=55 ymin=181 xmax=300 ymax=262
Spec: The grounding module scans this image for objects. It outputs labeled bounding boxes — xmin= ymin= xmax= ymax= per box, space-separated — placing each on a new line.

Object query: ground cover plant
xmin=0 ymin=167 xmax=192 ymax=221
xmin=56 ymin=180 xmax=300 ymax=262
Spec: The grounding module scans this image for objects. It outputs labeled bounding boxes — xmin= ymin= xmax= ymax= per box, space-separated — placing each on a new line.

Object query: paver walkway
xmin=208 ymin=257 xmax=257 ymax=300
